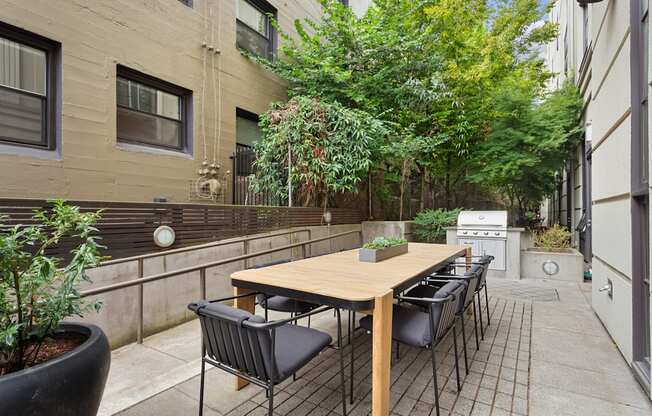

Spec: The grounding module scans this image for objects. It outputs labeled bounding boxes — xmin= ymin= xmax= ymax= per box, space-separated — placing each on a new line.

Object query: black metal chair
xmin=252 ymin=260 xmax=317 ymax=325
xmin=356 ymin=281 xmax=467 ymax=416
xmin=189 ymin=294 xmax=347 ymax=416
xmin=441 ymin=255 xmax=494 ymax=338
xmin=403 ymin=265 xmax=482 ymax=373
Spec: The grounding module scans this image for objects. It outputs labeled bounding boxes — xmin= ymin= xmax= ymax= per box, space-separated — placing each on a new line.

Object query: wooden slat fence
xmin=0 ymin=199 xmax=362 ymax=261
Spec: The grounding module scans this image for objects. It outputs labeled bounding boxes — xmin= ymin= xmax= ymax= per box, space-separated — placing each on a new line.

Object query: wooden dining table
xmin=230 ymin=242 xmax=471 ymax=416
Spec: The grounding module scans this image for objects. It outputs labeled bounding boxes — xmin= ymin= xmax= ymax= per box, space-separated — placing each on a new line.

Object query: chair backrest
xmin=476 ymin=255 xmax=493 ymax=288
xmin=189 ymin=301 xmax=275 ymax=382
xmin=460 ymin=264 xmax=482 ymax=310
xmin=430 ymin=281 xmax=466 ymax=342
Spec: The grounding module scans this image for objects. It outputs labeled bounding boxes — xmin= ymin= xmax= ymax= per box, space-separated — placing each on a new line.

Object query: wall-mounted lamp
xmin=153 ymin=225 xmax=176 ymax=248
xmin=323 ymin=210 xmax=332 ymax=225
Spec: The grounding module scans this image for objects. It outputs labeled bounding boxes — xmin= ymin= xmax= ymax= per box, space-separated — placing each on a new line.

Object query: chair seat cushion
xmin=273 ymin=324 xmax=332 ymax=381
xmin=359 ymin=305 xmax=439 ymax=348
xmin=259 ymin=296 xmax=316 ymax=313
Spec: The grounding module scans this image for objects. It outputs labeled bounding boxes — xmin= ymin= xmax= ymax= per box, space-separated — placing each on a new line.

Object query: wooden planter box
xmin=359 ymin=243 xmax=408 ymax=263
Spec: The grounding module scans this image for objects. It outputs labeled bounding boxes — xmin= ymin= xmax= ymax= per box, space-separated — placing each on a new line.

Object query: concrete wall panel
xmin=592 ymin=256 xmax=634 ymax=363
xmin=592 ymin=118 xmax=631 ymax=200
xmin=592 ymin=198 xmax=632 ymax=277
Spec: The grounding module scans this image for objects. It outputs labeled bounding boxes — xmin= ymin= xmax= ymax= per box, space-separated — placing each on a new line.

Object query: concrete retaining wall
xmin=75 ymin=224 xmax=362 ymax=349
xmin=521 ymin=248 xmax=584 ymax=282
xmin=361 ymin=221 xmax=414 ymax=243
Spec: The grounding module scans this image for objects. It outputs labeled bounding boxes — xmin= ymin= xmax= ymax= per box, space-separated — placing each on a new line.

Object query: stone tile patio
xmin=100 ymin=277 xmax=652 ymax=416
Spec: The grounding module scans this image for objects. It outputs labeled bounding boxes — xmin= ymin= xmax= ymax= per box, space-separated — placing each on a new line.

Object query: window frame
xmin=0 ymin=21 xmax=59 ymax=150
xmin=236 ymin=0 xmax=277 ymax=59
xmin=116 ymin=65 xmax=191 ymax=153
xmin=178 ymin=0 xmax=193 ymax=7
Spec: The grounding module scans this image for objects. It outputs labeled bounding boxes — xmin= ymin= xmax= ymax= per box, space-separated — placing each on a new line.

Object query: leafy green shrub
xmin=1 ymin=200 xmax=104 ymax=375
xmin=363 ymin=237 xmax=407 ymax=250
xmin=534 ymin=224 xmax=571 ymax=250
xmin=413 ymin=208 xmax=462 ymax=243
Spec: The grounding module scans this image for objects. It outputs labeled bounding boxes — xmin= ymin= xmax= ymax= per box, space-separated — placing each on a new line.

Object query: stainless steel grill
xmin=456 ymin=211 xmax=508 ymax=270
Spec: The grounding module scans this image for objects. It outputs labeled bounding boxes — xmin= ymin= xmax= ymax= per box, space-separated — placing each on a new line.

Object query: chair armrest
xmin=244 ymin=305 xmax=333 ymax=329
xmin=428 ymin=273 xmax=466 ymax=280
xmin=396 ymin=293 xmax=454 ymax=304
xmin=188 ymin=292 xmax=263 ymax=312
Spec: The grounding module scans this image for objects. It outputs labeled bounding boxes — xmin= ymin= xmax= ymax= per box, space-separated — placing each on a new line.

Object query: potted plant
xmin=520 ymin=224 xmax=584 ymax=282
xmin=359 ymin=237 xmax=408 ymax=262
xmin=0 ymin=200 xmax=110 ymax=416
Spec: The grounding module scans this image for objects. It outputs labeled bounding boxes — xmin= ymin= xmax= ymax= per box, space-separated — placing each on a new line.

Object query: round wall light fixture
xmin=153 ymin=225 xmax=176 ymax=248
xmin=323 ymin=210 xmax=332 ymax=225
xmin=542 ymin=260 xmax=560 ymax=276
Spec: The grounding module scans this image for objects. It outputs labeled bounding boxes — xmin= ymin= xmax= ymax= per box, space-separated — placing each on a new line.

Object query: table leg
xmin=465 ymin=246 xmax=472 ymax=271
xmin=234 ymin=286 xmax=255 ymax=391
xmin=372 ymin=291 xmax=393 ymax=416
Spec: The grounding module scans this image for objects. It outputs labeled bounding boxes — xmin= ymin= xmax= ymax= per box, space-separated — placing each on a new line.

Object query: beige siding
xmin=0 ymin=0 xmax=324 ymax=203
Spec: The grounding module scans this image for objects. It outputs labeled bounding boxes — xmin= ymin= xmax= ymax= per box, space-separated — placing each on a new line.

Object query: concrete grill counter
xmin=446 ymin=211 xmax=525 ymax=280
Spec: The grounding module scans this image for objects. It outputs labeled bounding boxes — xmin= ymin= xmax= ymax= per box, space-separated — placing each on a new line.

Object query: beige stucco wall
xmin=588 ymin=0 xmax=635 ymax=365
xmin=545 ymin=0 xmax=652 ymax=382
xmin=0 ymin=0 xmax=324 ymax=203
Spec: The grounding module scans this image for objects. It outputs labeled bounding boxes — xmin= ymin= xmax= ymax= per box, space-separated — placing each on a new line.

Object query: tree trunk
xmin=445 ymin=153 xmax=451 ymax=209
xmin=399 ymin=159 xmax=410 ymax=221
xmin=419 ymin=166 xmax=427 ymax=212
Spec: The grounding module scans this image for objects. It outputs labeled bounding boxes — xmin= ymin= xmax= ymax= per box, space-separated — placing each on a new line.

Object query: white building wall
xmin=545 ymin=0 xmax=652 ymax=391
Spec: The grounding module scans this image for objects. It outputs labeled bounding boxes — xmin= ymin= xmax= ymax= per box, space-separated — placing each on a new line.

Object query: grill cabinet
xmin=455 ymin=211 xmax=508 ymax=271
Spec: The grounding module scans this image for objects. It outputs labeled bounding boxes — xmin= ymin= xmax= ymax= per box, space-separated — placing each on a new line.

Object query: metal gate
xmin=231 ymin=144 xmax=280 ymax=206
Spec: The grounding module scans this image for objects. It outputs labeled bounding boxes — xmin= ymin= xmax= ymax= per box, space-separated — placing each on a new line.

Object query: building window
xmin=235 ymin=108 xmax=260 ymax=175
xmin=0 ymin=22 xmax=58 ymax=149
xmin=582 ymin=5 xmax=589 ymax=53
xmin=236 ymin=0 xmax=276 ymax=59
xmin=563 ymin=27 xmax=569 ymax=74
xmin=178 ymin=0 xmax=192 ymax=6
xmin=116 ymin=66 xmax=191 ymax=152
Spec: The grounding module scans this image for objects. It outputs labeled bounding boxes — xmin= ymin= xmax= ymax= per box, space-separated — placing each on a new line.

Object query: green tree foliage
xmin=0 ymin=201 xmax=104 ymax=375
xmin=247 ymin=0 xmax=558 ymax=214
xmin=252 ymin=96 xmax=387 ymax=207
xmin=469 ymin=81 xmax=583 ymax=217
xmin=413 ymin=208 xmax=462 ymax=243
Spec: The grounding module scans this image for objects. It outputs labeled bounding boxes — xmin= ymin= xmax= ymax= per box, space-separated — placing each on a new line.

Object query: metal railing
xmin=80 ymin=228 xmax=363 ymax=343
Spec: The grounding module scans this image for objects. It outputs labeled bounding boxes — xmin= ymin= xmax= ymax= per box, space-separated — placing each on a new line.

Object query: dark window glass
xmin=0 ymin=88 xmax=43 ymax=144
xmin=116 ymin=66 xmax=190 ymax=151
xmin=563 ymin=28 xmax=569 ymax=74
xmin=640 ymin=7 xmax=650 ymax=186
xmin=178 ymin=0 xmax=192 ymax=6
xmin=236 ymin=0 xmax=275 ymax=59
xmin=0 ymin=24 xmax=57 ymax=149
xmin=582 ymin=6 xmax=589 ymax=53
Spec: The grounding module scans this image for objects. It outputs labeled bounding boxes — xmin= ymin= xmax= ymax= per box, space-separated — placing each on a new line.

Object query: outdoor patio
xmin=99 ymin=277 xmax=652 ymax=416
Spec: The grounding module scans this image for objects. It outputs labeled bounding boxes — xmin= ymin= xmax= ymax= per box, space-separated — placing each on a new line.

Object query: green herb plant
xmin=0 ymin=200 xmax=104 ymax=376
xmin=363 ymin=237 xmax=407 ymax=250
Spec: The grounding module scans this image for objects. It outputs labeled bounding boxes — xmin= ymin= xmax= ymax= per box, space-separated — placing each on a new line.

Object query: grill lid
xmin=457 ymin=211 xmax=508 ymax=229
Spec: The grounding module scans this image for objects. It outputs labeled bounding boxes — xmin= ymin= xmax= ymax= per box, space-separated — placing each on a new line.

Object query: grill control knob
xmin=495 ymin=232 xmax=500 ymax=236
xmin=483 ymin=232 xmax=489 ymax=235
xmin=472 ymin=231 xmax=478 ymax=235
xmin=462 ymin=231 xmax=468 ymax=235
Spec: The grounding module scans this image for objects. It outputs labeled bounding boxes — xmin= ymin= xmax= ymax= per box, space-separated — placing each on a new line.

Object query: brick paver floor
xmin=118 ymin=295 xmax=531 ymax=416
xmin=113 ymin=278 xmax=652 ymax=416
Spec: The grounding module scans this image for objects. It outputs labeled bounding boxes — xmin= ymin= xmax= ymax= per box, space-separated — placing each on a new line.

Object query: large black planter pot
xmin=0 ymin=323 xmax=111 ymax=416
